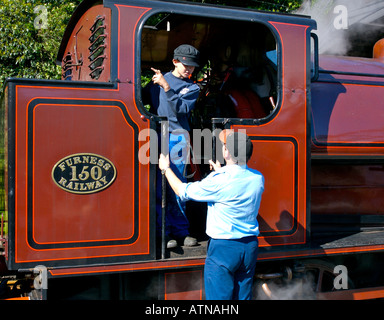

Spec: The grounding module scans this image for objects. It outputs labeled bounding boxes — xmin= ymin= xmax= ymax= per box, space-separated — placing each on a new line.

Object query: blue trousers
xmin=156 ymin=132 xmax=189 ymax=238
xmin=204 ymin=236 xmax=259 ymax=300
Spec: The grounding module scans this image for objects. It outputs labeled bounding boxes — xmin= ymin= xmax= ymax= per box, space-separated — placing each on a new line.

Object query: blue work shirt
xmin=178 ymin=164 xmax=264 ymax=239
xmin=157 ymin=72 xmax=200 ymax=132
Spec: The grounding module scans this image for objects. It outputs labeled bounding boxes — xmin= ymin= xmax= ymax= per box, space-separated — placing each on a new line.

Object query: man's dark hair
xmin=225 ymin=132 xmax=253 ymax=165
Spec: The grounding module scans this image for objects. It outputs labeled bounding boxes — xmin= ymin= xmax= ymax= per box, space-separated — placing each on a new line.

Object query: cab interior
xmin=141 ymin=12 xmax=279 ymax=124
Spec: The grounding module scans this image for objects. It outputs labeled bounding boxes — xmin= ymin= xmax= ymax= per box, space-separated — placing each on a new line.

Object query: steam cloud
xmin=254 ymin=276 xmax=317 ymax=300
xmin=295 ymin=0 xmax=384 ymax=55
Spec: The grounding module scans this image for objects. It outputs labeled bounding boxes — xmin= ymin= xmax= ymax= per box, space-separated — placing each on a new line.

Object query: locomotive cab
xmin=137 ymin=6 xmax=313 ymax=254
xmin=139 ymin=11 xmax=282 ymax=252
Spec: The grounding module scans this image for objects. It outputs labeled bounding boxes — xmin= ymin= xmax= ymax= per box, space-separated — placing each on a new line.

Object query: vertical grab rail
xmin=160 ymin=120 xmax=169 ymax=260
xmin=161 ymin=173 xmax=166 ymax=260
xmin=0 ymin=212 xmax=4 ymax=241
xmin=0 ymin=212 xmax=6 ymax=255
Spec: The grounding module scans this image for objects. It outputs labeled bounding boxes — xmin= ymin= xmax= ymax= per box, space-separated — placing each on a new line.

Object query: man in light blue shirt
xmin=159 ymin=129 xmax=264 ymax=300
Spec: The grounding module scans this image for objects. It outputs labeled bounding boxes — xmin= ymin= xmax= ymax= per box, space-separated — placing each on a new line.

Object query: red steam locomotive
xmin=1 ymin=0 xmax=384 ymax=300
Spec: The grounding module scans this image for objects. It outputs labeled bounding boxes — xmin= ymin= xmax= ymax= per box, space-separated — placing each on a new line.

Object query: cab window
xmin=140 ymin=12 xmax=279 ymax=126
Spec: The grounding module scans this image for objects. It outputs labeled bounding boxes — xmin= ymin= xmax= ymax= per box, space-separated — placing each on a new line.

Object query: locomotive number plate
xmin=52 ymin=153 xmax=117 ymax=194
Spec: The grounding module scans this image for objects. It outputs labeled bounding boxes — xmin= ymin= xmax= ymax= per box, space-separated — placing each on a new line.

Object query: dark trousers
xmin=204 ymin=236 xmax=259 ymax=300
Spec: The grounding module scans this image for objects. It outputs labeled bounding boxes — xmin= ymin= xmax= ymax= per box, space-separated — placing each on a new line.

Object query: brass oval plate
xmin=52 ymin=153 xmax=117 ymax=194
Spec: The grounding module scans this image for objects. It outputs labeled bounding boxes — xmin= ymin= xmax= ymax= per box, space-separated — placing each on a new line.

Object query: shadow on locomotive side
xmin=2 ymin=0 xmax=384 ymax=300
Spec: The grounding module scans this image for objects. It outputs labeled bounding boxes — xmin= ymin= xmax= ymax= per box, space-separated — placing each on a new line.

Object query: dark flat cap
xmin=173 ymin=44 xmax=200 ymax=67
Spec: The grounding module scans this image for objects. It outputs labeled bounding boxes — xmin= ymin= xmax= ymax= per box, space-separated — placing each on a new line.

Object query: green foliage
xmin=0 ymin=0 xmax=82 ymax=89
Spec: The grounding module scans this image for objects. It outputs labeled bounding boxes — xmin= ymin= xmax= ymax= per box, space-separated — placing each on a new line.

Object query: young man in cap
xmin=151 ymin=44 xmax=200 ymax=133
xmin=149 ymin=44 xmax=201 ymax=248
xmin=159 ymin=129 xmax=264 ymax=300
